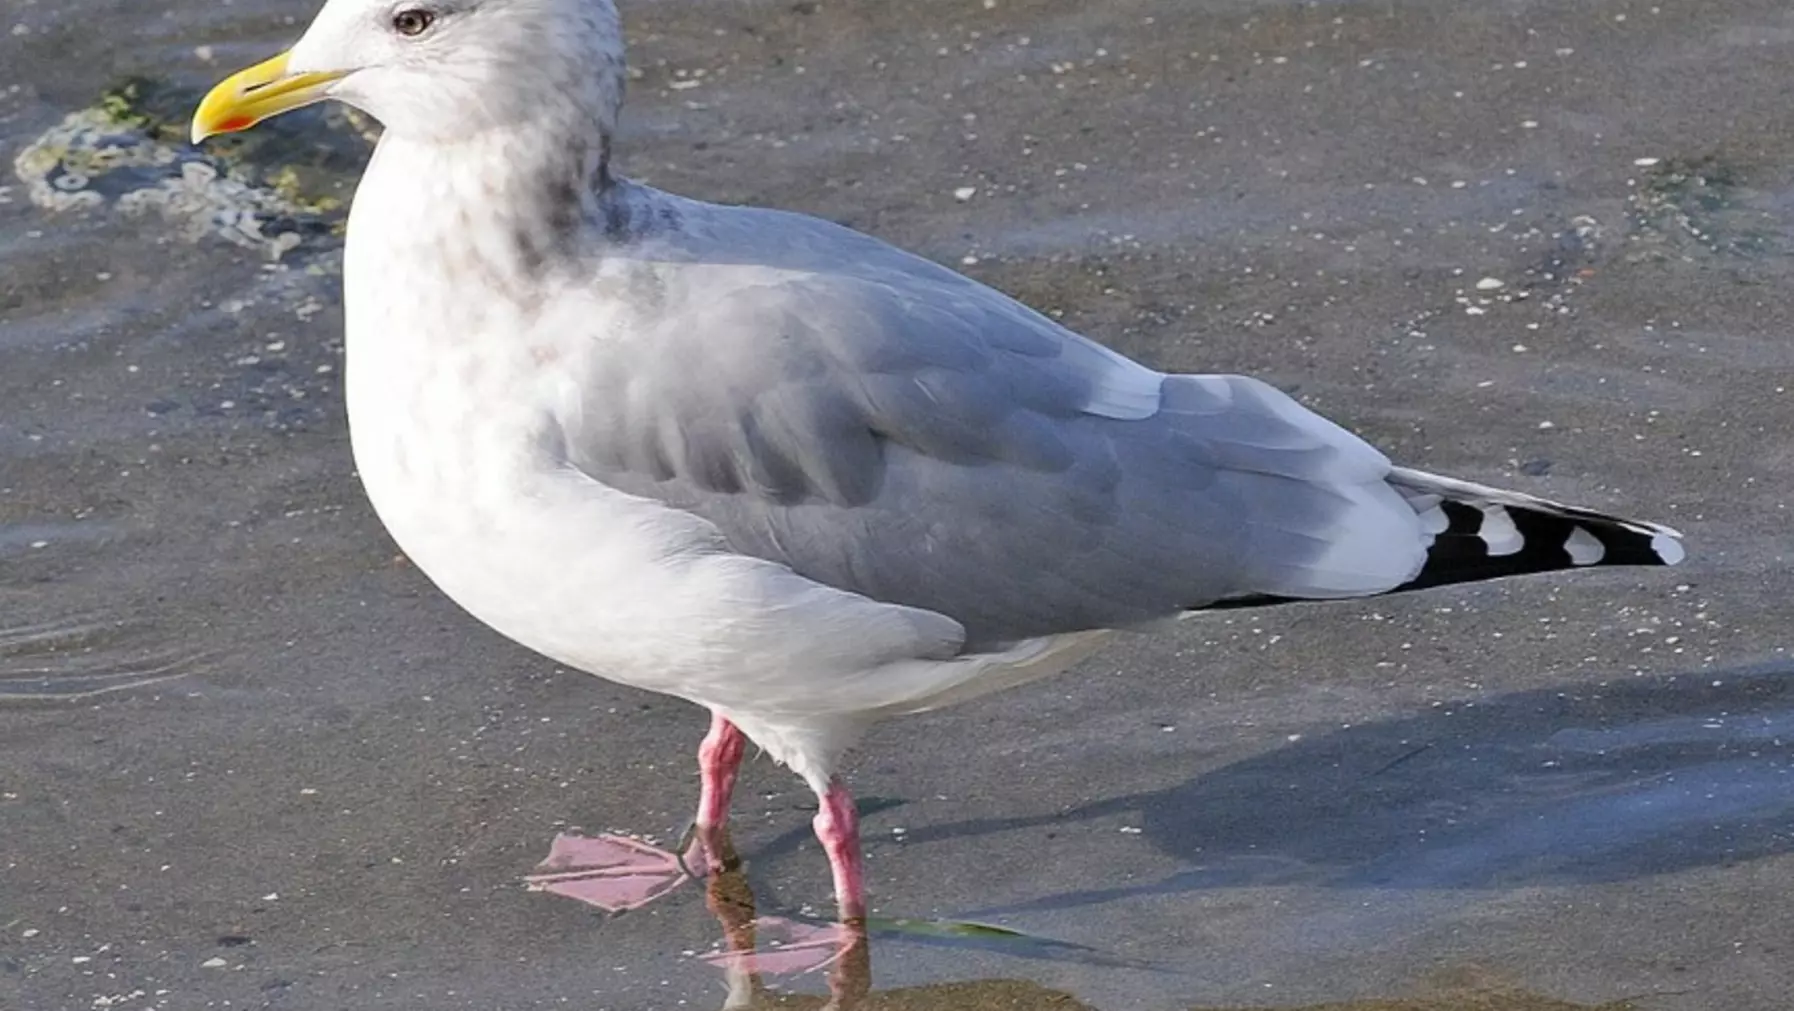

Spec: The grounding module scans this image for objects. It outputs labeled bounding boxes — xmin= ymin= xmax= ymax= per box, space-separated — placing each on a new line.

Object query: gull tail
xmin=1386 ymin=466 xmax=1684 ymax=591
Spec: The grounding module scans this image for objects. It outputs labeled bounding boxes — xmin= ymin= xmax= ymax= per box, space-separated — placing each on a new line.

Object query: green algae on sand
xmin=11 ymin=76 xmax=374 ymax=261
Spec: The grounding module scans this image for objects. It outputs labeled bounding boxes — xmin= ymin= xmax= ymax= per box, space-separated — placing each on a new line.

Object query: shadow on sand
xmin=527 ymin=661 xmax=1789 ymax=1006
xmin=889 ymin=660 xmax=1794 ymax=916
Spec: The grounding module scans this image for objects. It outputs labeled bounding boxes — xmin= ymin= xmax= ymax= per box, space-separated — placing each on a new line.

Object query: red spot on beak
xmin=218 ymin=116 xmax=255 ymax=133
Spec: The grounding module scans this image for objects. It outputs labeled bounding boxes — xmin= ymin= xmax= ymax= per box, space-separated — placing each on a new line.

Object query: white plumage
xmin=191 ymin=0 xmax=1684 ymax=920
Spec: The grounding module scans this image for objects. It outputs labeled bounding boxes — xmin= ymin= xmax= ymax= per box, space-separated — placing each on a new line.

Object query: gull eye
xmin=392 ymin=7 xmax=436 ymax=36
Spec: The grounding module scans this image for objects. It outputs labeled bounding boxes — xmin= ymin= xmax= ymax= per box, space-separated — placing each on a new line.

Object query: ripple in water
xmin=0 ymin=607 xmax=216 ymax=703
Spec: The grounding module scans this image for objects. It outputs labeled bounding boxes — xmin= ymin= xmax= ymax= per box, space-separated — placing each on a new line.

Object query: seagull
xmin=191 ymin=0 xmax=1683 ymax=922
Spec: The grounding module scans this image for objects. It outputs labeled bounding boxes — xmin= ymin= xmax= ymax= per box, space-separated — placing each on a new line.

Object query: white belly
xmin=336 ymin=303 xmax=929 ymax=716
xmin=336 ymin=250 xmax=715 ymax=701
xmin=331 ymin=141 xmax=1086 ymax=748
xmin=336 ymin=269 xmax=1119 ymax=795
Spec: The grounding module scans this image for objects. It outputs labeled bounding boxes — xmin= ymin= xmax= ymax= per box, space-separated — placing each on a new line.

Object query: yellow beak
xmin=190 ymin=52 xmax=346 ymax=143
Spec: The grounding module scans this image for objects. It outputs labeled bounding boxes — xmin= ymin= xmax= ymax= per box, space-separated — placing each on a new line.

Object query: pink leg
xmin=812 ymin=778 xmax=867 ymax=922
xmin=691 ymin=712 xmax=747 ymax=874
xmin=525 ymin=712 xmax=747 ymax=913
xmin=524 ymin=832 xmax=687 ymax=912
xmin=697 ymin=713 xmax=747 ymax=830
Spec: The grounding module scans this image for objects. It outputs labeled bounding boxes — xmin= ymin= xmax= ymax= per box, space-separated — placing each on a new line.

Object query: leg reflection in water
xmin=528 ymin=824 xmax=871 ymax=1008
xmin=699 ymin=829 xmax=871 ymax=1009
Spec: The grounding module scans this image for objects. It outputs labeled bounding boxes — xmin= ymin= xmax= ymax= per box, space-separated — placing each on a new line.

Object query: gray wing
xmin=565 ymin=214 xmax=1427 ymax=647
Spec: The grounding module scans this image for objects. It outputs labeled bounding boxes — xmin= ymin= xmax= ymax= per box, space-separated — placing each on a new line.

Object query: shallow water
xmin=4 ymin=0 xmax=1794 ymax=1008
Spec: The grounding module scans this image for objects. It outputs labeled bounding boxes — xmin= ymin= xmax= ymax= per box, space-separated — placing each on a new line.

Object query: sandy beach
xmin=4 ymin=1 xmax=1793 ymax=1007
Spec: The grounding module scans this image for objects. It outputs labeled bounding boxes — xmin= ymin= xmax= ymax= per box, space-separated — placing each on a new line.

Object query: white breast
xmin=334 ymin=138 xmax=1019 ymax=753
xmin=340 ymin=139 xmax=701 ymax=693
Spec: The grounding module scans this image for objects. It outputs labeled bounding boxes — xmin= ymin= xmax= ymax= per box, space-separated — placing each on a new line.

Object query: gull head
xmin=191 ymin=0 xmax=626 ymax=145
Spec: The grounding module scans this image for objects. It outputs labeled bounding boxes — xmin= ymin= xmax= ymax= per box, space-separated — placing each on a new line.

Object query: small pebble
xmin=1474 ymin=277 xmax=1505 ymax=291
xmin=953 ymin=186 xmax=977 ymax=201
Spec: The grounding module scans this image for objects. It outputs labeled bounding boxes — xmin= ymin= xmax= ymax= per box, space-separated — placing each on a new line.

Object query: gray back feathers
xmin=563 ymin=198 xmax=1430 ymax=646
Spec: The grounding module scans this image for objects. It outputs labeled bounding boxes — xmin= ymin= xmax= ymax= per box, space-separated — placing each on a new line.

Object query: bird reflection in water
xmin=526 ymin=826 xmax=1105 ymax=1009
xmin=700 ymin=831 xmax=872 ymax=1009
xmin=525 ymin=830 xmax=1645 ymax=1010
xmin=528 ymin=825 xmax=870 ymax=1007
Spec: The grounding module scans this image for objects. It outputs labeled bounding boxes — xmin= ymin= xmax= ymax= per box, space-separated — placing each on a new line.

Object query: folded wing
xmin=563 ymin=210 xmax=1429 ymax=647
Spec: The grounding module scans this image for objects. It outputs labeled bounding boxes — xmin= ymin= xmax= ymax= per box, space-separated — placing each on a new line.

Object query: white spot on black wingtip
xmin=1416 ymin=501 xmax=1449 ymax=536
xmin=1563 ymin=526 xmax=1605 ymax=565
xmin=1476 ymin=505 xmax=1523 ymax=556
xmin=1652 ymin=533 xmax=1687 ymax=566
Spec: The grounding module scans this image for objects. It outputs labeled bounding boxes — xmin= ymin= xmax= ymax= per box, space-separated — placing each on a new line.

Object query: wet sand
xmin=4 ymin=0 xmax=1793 ymax=1008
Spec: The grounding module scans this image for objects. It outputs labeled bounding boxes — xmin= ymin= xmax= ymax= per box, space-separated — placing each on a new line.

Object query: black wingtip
xmin=1395 ymin=499 xmax=1681 ymax=593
